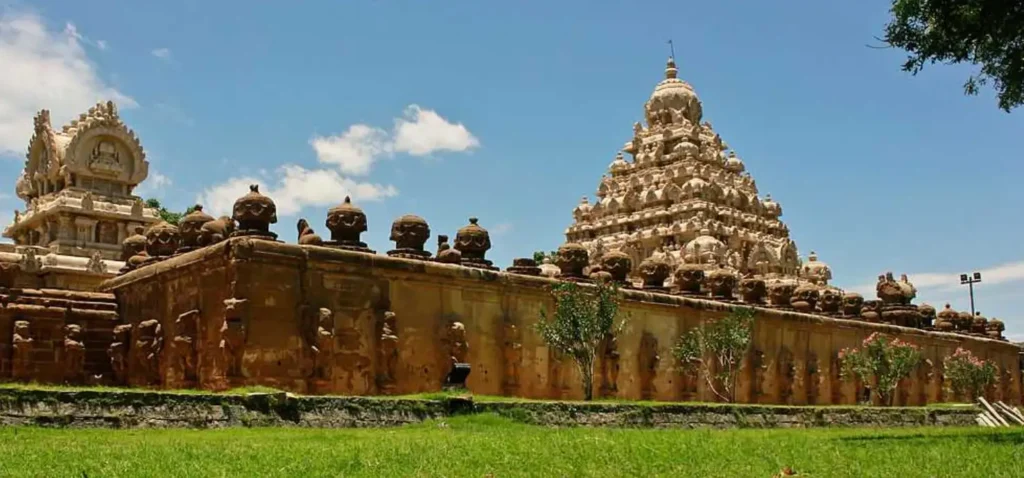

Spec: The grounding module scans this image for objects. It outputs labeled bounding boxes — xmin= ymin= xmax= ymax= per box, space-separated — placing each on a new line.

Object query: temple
xmin=0 ymin=61 xmax=1020 ymax=407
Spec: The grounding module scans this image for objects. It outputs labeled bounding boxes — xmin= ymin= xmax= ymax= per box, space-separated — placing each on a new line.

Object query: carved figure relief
xmin=60 ymin=324 xmax=86 ymax=383
xmin=377 ymin=311 xmax=398 ymax=391
xmin=11 ymin=320 xmax=34 ymax=381
xmin=108 ymin=324 xmax=132 ymax=384
xmin=639 ymin=332 xmax=660 ymax=400
xmin=777 ymin=347 xmax=795 ymax=404
xmin=448 ymin=321 xmax=469 ymax=367
xmin=503 ymin=322 xmax=522 ymax=391
xmin=306 ymin=307 xmax=336 ymax=381
xmin=133 ymin=319 xmax=164 ymax=386
xmin=806 ymin=353 xmax=820 ymax=405
xmin=171 ymin=310 xmax=199 ymax=385
xmin=220 ymin=317 xmax=247 ymax=379
xmin=297 ymin=218 xmax=323 ymax=246
xmin=749 ymin=349 xmax=766 ymax=402
xmin=600 ymin=334 xmax=620 ymax=396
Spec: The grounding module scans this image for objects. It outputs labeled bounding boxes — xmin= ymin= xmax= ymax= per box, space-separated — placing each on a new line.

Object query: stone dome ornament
xmin=761 ymin=194 xmax=782 ymax=218
xmin=705 ymin=264 xmax=739 ymax=299
xmin=325 ymin=196 xmax=373 ymax=253
xmin=119 ymin=226 xmax=148 ymax=274
xmin=739 ymin=276 xmax=766 ymax=304
xmin=231 ymin=184 xmax=278 ymax=240
xmin=724 ymin=151 xmax=745 ymax=173
xmin=144 ymin=221 xmax=180 ymax=260
xmin=673 ymin=263 xmax=705 ymax=295
xmin=683 ymin=229 xmax=726 ymax=265
xmin=599 ymin=249 xmax=633 ymax=285
xmin=177 ymin=205 xmax=214 ymax=253
xmin=801 ymin=251 xmax=832 ymax=286
xmin=935 ymin=304 xmax=957 ymax=332
xmin=387 ymin=214 xmax=431 ymax=260
xmin=638 ymin=252 xmax=671 ymax=291
xmin=538 ymin=257 xmax=561 ymax=278
xmin=454 ymin=217 xmax=496 ymax=270
xmin=556 ymin=242 xmax=589 ymax=280
xmin=841 ymin=292 xmax=864 ymax=318
xmin=645 ymin=57 xmax=702 ymax=127
xmin=506 ymin=258 xmax=540 ymax=276
xmin=918 ymin=303 xmax=936 ymax=329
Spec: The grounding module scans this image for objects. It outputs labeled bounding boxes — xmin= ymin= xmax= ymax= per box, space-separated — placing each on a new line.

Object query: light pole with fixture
xmin=959 ymin=272 xmax=982 ymax=317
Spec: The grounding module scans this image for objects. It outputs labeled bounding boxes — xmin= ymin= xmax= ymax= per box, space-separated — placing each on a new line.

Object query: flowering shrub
xmin=839 ymin=332 xmax=922 ymax=406
xmin=672 ymin=308 xmax=755 ymax=403
xmin=943 ymin=348 xmax=996 ymax=401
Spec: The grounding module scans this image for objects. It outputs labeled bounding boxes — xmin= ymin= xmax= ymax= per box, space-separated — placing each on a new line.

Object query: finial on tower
xmin=665 ymin=39 xmax=678 ymax=79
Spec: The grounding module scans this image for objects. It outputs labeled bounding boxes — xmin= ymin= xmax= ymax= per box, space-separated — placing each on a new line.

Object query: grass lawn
xmin=0 ymin=415 xmax=1021 ymax=477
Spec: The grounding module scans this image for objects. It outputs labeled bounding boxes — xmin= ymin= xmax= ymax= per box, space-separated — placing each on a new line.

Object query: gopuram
xmin=0 ymin=61 xmax=1020 ymax=407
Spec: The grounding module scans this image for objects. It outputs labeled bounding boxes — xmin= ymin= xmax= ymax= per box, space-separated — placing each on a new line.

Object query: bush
xmin=839 ymin=332 xmax=922 ymax=406
xmin=672 ymin=308 xmax=755 ymax=403
xmin=943 ymin=348 xmax=996 ymax=402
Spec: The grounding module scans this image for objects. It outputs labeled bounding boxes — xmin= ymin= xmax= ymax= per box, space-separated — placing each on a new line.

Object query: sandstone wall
xmin=97 ymin=238 xmax=1023 ymax=405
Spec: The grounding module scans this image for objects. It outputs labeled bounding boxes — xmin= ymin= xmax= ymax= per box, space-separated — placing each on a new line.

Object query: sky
xmin=1 ymin=1 xmax=1021 ymax=338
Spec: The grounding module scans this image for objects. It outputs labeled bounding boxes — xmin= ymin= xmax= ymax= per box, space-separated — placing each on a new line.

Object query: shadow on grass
xmin=838 ymin=430 xmax=1024 ymax=444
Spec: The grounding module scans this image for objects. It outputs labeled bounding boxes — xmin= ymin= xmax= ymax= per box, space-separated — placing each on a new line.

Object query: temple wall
xmin=86 ymin=238 xmax=1024 ymax=405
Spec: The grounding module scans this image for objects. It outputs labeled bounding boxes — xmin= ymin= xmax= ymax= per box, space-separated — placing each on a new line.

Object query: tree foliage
xmin=943 ymin=347 xmax=996 ymax=401
xmin=884 ymin=0 xmax=1024 ymax=111
xmin=672 ymin=308 xmax=755 ymax=403
xmin=839 ymin=332 xmax=922 ymax=406
xmin=535 ymin=281 xmax=625 ymax=401
xmin=533 ymin=250 xmax=558 ymax=264
xmin=144 ymin=199 xmax=197 ymax=226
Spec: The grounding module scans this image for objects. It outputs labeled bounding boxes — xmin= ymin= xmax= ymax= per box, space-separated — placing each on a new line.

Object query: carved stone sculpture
xmin=986 ymin=318 xmax=1005 ymax=340
xmin=388 ymin=214 xmax=431 ymax=260
xmin=588 ymin=265 xmax=613 ymax=283
xmin=377 ymin=311 xmax=399 ymax=391
xmin=639 ymin=332 xmax=660 ymax=400
xmin=816 ymin=288 xmax=842 ymax=315
xmin=324 ymin=196 xmax=373 ymax=253
xmin=108 ymin=324 xmax=132 ymax=384
xmin=599 ymin=250 xmax=632 ymax=285
xmin=555 ymin=242 xmax=589 ymax=280
xmin=120 ymin=226 xmax=147 ymax=271
xmin=296 ymin=218 xmax=323 ymax=246
xmin=177 ymin=205 xmax=214 ymax=253
xmin=503 ymin=322 xmax=522 ymax=391
xmin=144 ymin=221 xmax=180 ymax=260
xmin=918 ymin=304 xmax=936 ymax=329
xmin=506 ymin=258 xmax=541 ymax=276
xmin=61 ymin=323 xmax=86 ymax=383
xmin=955 ymin=311 xmax=973 ymax=333
xmin=304 ymin=308 xmax=334 ymax=381
xmin=454 ymin=218 xmax=496 ymax=270
xmin=673 ymin=263 xmax=705 ymax=295
xmin=231 ymin=184 xmax=278 ymax=239
xmin=971 ymin=314 xmax=988 ymax=335
xmin=638 ymin=253 xmax=671 ymax=290
xmin=600 ymin=334 xmax=620 ymax=396
xmin=220 ymin=317 xmax=247 ymax=379
xmin=739 ymin=277 xmax=766 ymax=304
xmin=790 ymin=284 xmax=819 ymax=312
xmin=171 ymin=310 xmax=199 ymax=385
xmin=841 ymin=292 xmax=864 ymax=318
xmin=86 ymin=251 xmax=106 ymax=274
xmin=706 ymin=265 xmax=739 ymax=299
xmin=11 ymin=320 xmax=33 ymax=381
xmin=860 ymin=300 xmax=882 ymax=323
xmin=935 ymin=304 xmax=957 ymax=332
xmin=445 ymin=321 xmax=471 ymax=388
xmin=767 ymin=281 xmax=797 ymax=308
xmin=134 ymin=319 xmax=163 ymax=386
xmin=435 ymin=235 xmax=461 ymax=264
xmin=196 ymin=216 xmax=234 ymax=247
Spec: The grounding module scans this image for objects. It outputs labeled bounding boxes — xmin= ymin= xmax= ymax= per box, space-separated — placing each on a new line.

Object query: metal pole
xmin=968 ymin=281 xmax=976 ymax=317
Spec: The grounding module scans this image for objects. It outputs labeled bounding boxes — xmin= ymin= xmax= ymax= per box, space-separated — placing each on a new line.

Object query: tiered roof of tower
xmin=565 ymin=58 xmax=801 ymax=279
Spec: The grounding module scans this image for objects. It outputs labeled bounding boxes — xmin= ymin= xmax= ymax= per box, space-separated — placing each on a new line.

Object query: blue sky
xmin=1 ymin=1 xmax=1021 ymax=337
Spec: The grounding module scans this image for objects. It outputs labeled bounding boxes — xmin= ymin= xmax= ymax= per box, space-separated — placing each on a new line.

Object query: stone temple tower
xmin=4 ymin=102 xmax=160 ymax=260
xmin=565 ymin=58 xmax=801 ymax=278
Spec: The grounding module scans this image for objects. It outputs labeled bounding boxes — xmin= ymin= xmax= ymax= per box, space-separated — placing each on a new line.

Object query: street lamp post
xmin=959 ymin=272 xmax=982 ymax=317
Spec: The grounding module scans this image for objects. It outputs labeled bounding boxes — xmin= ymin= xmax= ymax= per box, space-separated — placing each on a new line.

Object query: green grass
xmin=0 ymin=414 xmax=1020 ymax=477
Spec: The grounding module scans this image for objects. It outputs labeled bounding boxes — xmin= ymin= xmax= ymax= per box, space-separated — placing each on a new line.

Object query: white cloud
xmin=491 ymin=222 xmax=513 ymax=236
xmin=133 ymin=171 xmax=171 ymax=199
xmin=310 ymin=105 xmax=478 ymax=176
xmin=310 ymin=124 xmax=391 ymax=176
xmin=151 ymin=47 xmax=171 ymax=60
xmin=846 ymin=260 xmax=1024 ymax=297
xmin=197 ymin=165 xmax=397 ymax=217
xmin=392 ymin=105 xmax=480 ymax=156
xmin=95 ymin=39 xmax=107 ymax=50
xmin=0 ymin=12 xmax=136 ymax=155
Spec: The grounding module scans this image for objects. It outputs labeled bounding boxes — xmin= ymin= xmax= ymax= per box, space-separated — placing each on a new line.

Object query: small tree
xmin=532 ymin=250 xmax=558 ymax=264
xmin=145 ymin=198 xmax=197 ymax=226
xmin=535 ymin=280 xmax=625 ymax=401
xmin=672 ymin=308 xmax=755 ymax=403
xmin=943 ymin=347 xmax=997 ymax=402
xmin=839 ymin=332 xmax=922 ymax=406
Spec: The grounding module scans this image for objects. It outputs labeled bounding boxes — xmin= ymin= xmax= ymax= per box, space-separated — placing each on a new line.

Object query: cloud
xmin=490 ymin=222 xmax=513 ymax=236
xmin=95 ymin=39 xmax=107 ymax=50
xmin=392 ymin=105 xmax=480 ymax=156
xmin=310 ymin=124 xmax=391 ymax=176
xmin=197 ymin=165 xmax=397 ymax=217
xmin=845 ymin=260 xmax=1024 ymax=297
xmin=133 ymin=171 xmax=171 ymax=199
xmin=151 ymin=47 xmax=171 ymax=60
xmin=310 ymin=105 xmax=478 ymax=176
xmin=0 ymin=12 xmax=136 ymax=155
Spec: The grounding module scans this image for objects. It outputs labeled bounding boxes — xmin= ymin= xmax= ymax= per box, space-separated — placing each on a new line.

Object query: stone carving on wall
xmin=11 ymin=320 xmax=33 ymax=381
xmin=739 ymin=277 xmax=766 ymax=304
xmin=435 ymin=235 xmax=461 ymax=264
xmin=749 ymin=349 xmax=766 ymax=402
xmin=767 ymin=281 xmax=797 ymax=308
xmin=108 ymin=324 xmax=132 ymax=384
xmin=790 ymin=284 xmax=819 ymax=312
xmin=377 ymin=311 xmax=399 ymax=392
xmin=86 ymin=251 xmax=106 ymax=274
xmin=556 ymin=243 xmax=589 ymax=280
xmin=817 ymin=288 xmax=841 ymax=315
xmin=502 ymin=322 xmax=522 ymax=391
xmin=673 ymin=263 xmax=705 ymax=295
xmin=196 ymin=216 xmax=235 ymax=247
xmin=919 ymin=304 xmax=936 ymax=329
xmin=145 ymin=221 xmax=180 ymax=261
xmin=231 ymin=184 xmax=278 ymax=239
xmin=388 ymin=215 xmax=431 ymax=260
xmin=638 ymin=252 xmax=671 ymax=290
xmin=120 ymin=227 xmax=148 ymax=273
xmin=830 ymin=352 xmax=843 ymax=404
xmin=599 ymin=334 xmax=620 ymax=396
xmin=177 ymin=206 xmax=215 ymax=253
xmin=777 ymin=347 xmax=795 ymax=404
xmin=841 ymin=292 xmax=864 ymax=318
xmin=324 ymin=196 xmax=373 ymax=253
xmin=301 ymin=307 xmax=336 ymax=381
xmin=444 ymin=321 xmax=471 ymax=388
xmin=806 ymin=353 xmax=820 ymax=404
xmin=706 ymin=264 xmax=739 ymax=299
xmin=220 ymin=317 xmax=247 ymax=380
xmin=599 ymin=250 xmax=632 ymax=285
xmin=60 ymin=324 xmax=86 ymax=383
xmin=860 ymin=300 xmax=882 ymax=322
xmin=18 ymin=248 xmax=42 ymax=273
xmin=171 ymin=310 xmax=199 ymax=385
xmin=639 ymin=332 xmax=660 ymax=400
xmin=134 ymin=319 xmax=163 ymax=386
